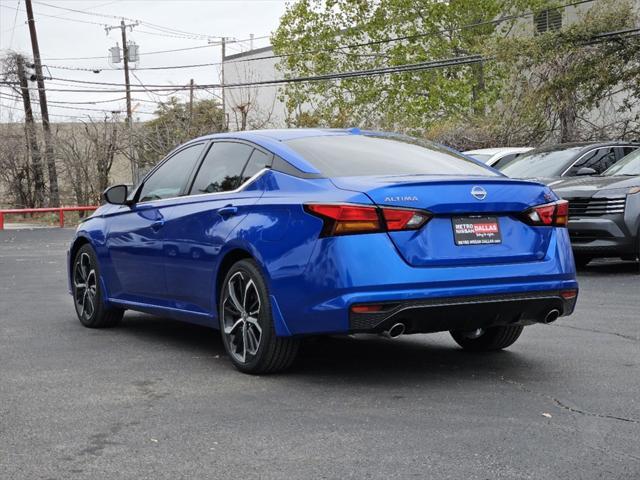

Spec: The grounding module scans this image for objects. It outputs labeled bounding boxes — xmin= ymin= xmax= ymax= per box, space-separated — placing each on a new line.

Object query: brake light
xmin=305 ymin=204 xmax=431 ymax=236
xmin=522 ymin=200 xmax=569 ymax=227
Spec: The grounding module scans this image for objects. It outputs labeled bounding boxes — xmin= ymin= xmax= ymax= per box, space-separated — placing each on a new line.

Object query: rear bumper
xmin=269 ymin=228 xmax=578 ymax=336
xmin=349 ymin=290 xmax=577 ymax=334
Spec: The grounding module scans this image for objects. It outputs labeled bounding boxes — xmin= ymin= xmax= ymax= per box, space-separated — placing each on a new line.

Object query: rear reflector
xmin=560 ymin=289 xmax=578 ymax=300
xmin=351 ymin=304 xmax=385 ymax=313
xmin=522 ymin=200 xmax=569 ymax=227
xmin=305 ymin=203 xmax=431 ymax=236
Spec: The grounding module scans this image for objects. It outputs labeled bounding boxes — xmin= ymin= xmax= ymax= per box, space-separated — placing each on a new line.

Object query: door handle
xmin=151 ymin=219 xmax=165 ymax=231
xmin=218 ymin=205 xmax=238 ymax=217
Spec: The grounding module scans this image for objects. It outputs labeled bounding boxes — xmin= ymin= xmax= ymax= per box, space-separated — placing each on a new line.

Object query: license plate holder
xmin=452 ymin=216 xmax=502 ymax=246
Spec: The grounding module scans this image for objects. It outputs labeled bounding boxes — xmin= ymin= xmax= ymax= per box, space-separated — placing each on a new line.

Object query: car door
xmin=160 ymin=141 xmax=272 ymax=315
xmin=105 ymin=143 xmax=204 ymax=305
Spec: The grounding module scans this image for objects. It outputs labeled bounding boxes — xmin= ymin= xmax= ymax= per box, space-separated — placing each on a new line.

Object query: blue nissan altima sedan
xmin=68 ymin=128 xmax=578 ymax=373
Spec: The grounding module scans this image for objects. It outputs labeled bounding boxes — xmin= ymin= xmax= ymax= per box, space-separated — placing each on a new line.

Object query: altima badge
xmin=384 ymin=196 xmax=418 ymax=202
xmin=471 ymin=186 xmax=487 ymax=200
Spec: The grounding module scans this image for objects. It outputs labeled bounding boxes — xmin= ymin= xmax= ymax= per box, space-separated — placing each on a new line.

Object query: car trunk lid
xmin=330 ymin=175 xmax=556 ymax=267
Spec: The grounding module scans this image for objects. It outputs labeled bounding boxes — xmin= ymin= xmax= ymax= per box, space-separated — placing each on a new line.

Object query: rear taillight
xmin=522 ymin=200 xmax=569 ymax=227
xmin=304 ymin=204 xmax=431 ymax=237
xmin=382 ymin=207 xmax=431 ymax=231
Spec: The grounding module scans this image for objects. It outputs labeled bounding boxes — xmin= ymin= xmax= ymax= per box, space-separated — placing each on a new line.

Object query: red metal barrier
xmin=0 ymin=206 xmax=99 ymax=230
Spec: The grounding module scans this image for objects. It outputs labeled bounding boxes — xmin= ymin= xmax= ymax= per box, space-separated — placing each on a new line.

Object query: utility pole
xmin=25 ymin=0 xmax=59 ymax=206
xmin=15 ymin=54 xmax=45 ymax=207
xmin=221 ymin=37 xmax=227 ymax=131
xmin=106 ymin=20 xmax=138 ymax=183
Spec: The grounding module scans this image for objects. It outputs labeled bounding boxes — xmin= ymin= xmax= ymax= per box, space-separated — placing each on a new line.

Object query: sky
xmin=0 ymin=0 xmax=289 ymax=122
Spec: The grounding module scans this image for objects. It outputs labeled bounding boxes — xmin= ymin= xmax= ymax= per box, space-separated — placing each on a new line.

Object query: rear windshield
xmin=285 ymin=135 xmax=498 ymax=177
xmin=500 ymin=147 xmax=583 ymax=178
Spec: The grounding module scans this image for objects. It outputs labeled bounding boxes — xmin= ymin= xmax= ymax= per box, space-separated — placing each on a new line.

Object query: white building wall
xmin=222 ymin=46 xmax=288 ymax=131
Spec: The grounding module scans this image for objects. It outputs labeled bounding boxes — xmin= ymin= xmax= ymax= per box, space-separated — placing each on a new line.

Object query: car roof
xmin=464 ymin=147 xmax=532 ymax=155
xmin=193 ymin=128 xmax=363 ymax=142
xmin=527 ymin=141 xmax=639 ymax=155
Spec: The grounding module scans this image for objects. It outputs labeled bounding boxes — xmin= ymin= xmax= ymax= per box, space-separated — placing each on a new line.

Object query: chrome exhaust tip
xmin=382 ymin=323 xmax=406 ymax=339
xmin=542 ymin=309 xmax=560 ymax=324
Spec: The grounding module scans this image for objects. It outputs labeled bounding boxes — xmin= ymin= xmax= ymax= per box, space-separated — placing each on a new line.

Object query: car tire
xmin=72 ymin=244 xmax=124 ymax=328
xmin=574 ymin=255 xmax=592 ymax=268
xmin=450 ymin=325 xmax=524 ymax=352
xmin=219 ymin=259 xmax=299 ymax=374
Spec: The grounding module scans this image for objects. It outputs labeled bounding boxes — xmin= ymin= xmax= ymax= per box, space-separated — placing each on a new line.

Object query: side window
xmin=190 ymin=142 xmax=253 ymax=194
xmin=138 ymin=144 xmax=203 ymax=202
xmin=568 ymin=148 xmax=616 ymax=175
xmin=241 ymin=149 xmax=272 ymax=183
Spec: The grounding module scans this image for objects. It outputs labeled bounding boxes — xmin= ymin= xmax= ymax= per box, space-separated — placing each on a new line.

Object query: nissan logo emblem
xmin=471 ymin=186 xmax=487 ymax=200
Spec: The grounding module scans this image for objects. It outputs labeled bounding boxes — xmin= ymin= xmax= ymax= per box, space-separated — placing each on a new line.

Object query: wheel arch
xmin=68 ymin=234 xmax=93 ymax=283
xmin=215 ymin=248 xmax=255 ymax=310
xmin=213 ymin=247 xmax=292 ymax=336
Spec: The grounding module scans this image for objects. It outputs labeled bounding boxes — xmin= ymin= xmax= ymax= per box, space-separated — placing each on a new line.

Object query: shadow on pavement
xmin=577 ymin=259 xmax=639 ymax=275
xmin=121 ymin=313 xmax=225 ymax=357
xmin=116 ymin=312 xmax=542 ymax=382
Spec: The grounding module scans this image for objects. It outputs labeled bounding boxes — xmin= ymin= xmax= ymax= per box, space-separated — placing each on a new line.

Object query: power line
xmin=37 ymin=44 xmax=218 ymax=62
xmin=7 ymin=0 xmax=22 ymax=49
xmin=0 ymin=92 xmax=156 ymax=114
xmin=6 ymin=54 xmax=487 ymax=94
xmin=0 ymin=90 xmax=158 ymax=105
xmin=33 ymin=0 xmax=218 ymax=40
xmin=0 ymin=102 xmax=110 ymax=120
xmin=0 ymin=4 xmax=108 ymax=27
xmin=34 ymin=0 xmax=595 ymax=72
xmin=11 ymin=21 xmax=639 ymax=97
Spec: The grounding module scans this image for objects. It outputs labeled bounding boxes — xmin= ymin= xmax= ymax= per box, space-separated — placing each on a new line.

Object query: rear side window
xmin=620 ymin=146 xmax=638 ymax=159
xmin=285 ymin=135 xmax=497 ymax=177
xmin=567 ymin=147 xmax=617 ymax=175
xmin=190 ymin=142 xmax=253 ymax=194
xmin=139 ymin=144 xmax=203 ymax=202
xmin=241 ymin=149 xmax=272 ymax=183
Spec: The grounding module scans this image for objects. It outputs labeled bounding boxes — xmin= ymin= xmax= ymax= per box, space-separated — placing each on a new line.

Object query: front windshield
xmin=500 ymin=147 xmax=584 ymax=178
xmin=603 ymin=149 xmax=640 ymax=176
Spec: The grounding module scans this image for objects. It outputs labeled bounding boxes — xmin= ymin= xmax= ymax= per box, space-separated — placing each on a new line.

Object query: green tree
xmin=272 ymin=0 xmax=548 ymax=133
xmin=491 ymin=0 xmax=640 ymax=143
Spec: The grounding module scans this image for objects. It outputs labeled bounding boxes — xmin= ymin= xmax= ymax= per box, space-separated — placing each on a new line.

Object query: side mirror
xmin=576 ymin=167 xmax=597 ymax=176
xmin=103 ymin=184 xmax=129 ymax=205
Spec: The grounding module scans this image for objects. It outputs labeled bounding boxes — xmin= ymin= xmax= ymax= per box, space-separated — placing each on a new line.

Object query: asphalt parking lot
xmin=1 ymin=228 xmax=638 ymax=480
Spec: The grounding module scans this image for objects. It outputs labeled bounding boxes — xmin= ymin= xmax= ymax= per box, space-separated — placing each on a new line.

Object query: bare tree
xmin=227 ymin=62 xmax=276 ymax=131
xmin=56 ymin=115 xmax=123 ymax=206
xmin=1 ymin=52 xmax=46 ymax=207
xmin=0 ymin=125 xmax=34 ymax=209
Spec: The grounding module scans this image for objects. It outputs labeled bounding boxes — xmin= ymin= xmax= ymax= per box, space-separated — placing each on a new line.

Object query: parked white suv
xmin=464 ymin=147 xmax=533 ymax=169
